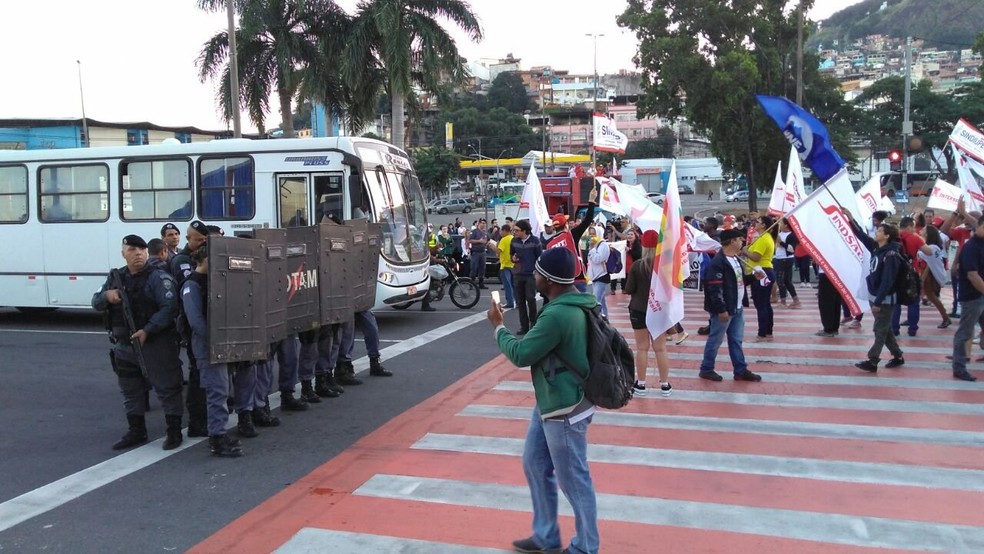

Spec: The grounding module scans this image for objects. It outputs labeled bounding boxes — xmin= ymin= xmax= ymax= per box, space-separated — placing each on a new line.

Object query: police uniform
xmin=92 ymin=235 xmax=185 ymax=451
xmin=168 ymin=220 xmax=209 ymax=437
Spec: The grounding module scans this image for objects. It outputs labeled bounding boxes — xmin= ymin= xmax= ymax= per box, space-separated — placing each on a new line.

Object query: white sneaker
xmin=632 ymin=381 xmax=648 ymax=397
xmin=660 ymin=382 xmax=673 ymax=397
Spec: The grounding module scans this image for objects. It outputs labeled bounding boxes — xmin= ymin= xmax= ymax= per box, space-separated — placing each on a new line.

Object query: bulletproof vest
xmin=122 ymin=268 xmax=156 ymax=329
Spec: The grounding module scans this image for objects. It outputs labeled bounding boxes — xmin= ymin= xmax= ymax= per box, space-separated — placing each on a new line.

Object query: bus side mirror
xmin=349 ymin=174 xmax=364 ymax=208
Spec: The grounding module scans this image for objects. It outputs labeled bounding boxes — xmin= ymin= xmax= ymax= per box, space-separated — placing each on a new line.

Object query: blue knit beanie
xmin=535 ymin=247 xmax=576 ymax=285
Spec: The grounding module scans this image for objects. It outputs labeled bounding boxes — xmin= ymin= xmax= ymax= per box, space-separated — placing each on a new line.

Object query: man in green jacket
xmin=488 ymin=247 xmax=599 ymax=554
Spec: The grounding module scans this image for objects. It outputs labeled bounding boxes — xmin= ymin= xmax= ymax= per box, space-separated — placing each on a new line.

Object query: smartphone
xmin=491 ymin=290 xmax=501 ymax=305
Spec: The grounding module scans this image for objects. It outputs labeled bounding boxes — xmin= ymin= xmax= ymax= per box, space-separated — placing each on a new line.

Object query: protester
xmin=742 ymin=215 xmax=777 ymax=341
xmin=893 ymin=217 xmax=925 ymax=337
xmin=586 ymin=226 xmax=611 ymax=318
xmin=774 ymin=219 xmax=801 ymax=308
xmin=854 ymin=224 xmax=905 ymax=373
xmin=624 ymin=229 xmax=673 ymax=396
xmin=950 ymin=217 xmax=984 ymax=382
xmin=917 ymin=224 xmax=952 ymax=329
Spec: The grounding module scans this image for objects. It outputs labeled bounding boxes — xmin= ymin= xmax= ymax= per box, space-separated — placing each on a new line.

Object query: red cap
xmin=551 ymin=214 xmax=569 ymax=227
xmin=641 ymin=229 xmax=659 ymax=248
xmin=932 ymin=216 xmax=945 ymax=227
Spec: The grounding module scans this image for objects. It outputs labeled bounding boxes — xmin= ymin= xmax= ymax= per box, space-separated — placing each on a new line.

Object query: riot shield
xmin=319 ymin=222 xmax=355 ymax=325
xmin=207 ymin=235 xmax=268 ymax=364
xmin=281 ymin=226 xmax=322 ymax=334
xmin=253 ymin=228 xmax=288 ymax=344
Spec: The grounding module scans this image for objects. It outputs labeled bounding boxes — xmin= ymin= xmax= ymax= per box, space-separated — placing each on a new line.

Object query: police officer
xmin=336 ymin=309 xmax=392 ymax=379
xmin=92 ymin=235 xmax=185 ymax=451
xmin=169 ymin=220 xmax=209 ymax=437
xmin=180 ymin=244 xmax=251 ymax=457
xmin=161 ymin=223 xmax=181 ymax=256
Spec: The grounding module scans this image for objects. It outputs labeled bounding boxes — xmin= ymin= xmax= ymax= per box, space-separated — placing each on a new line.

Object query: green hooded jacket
xmin=496 ymin=291 xmax=596 ymax=418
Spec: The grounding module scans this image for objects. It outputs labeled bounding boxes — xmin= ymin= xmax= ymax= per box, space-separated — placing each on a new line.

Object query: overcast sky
xmin=0 ymin=0 xmax=862 ymax=133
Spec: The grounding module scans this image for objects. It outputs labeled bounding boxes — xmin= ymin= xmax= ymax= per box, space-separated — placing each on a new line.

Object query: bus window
xmin=313 ymin=174 xmax=343 ymax=223
xmin=39 ymin=164 xmax=109 ymax=222
xmin=199 ymin=157 xmax=255 ymax=219
xmin=120 ymin=159 xmax=192 ymax=220
xmin=0 ymin=165 xmax=28 ymax=223
xmin=279 ymin=175 xmax=308 ymax=227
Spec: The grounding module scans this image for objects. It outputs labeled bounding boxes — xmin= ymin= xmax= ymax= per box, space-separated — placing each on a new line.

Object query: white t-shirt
xmin=775 ymin=231 xmax=791 ymax=260
xmin=727 ymin=255 xmax=744 ymax=310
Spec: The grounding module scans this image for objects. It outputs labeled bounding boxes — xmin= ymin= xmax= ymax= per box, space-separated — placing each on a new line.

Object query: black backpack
xmin=892 ymin=251 xmax=921 ymax=306
xmin=558 ymin=305 xmax=636 ymax=409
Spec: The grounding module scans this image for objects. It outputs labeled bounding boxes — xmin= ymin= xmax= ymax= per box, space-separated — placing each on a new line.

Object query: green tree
xmin=976 ymin=32 xmax=984 ymax=78
xmin=344 ymin=0 xmax=482 ymax=149
xmin=487 ymin=72 xmax=531 ymax=113
xmin=411 ymin=146 xmax=461 ymax=198
xmin=435 ymin=106 xmax=541 ymax=159
xmin=197 ymin=0 xmax=348 ymax=137
xmin=624 ymin=128 xmax=677 ymax=158
xmin=618 ymin=0 xmax=859 ymax=210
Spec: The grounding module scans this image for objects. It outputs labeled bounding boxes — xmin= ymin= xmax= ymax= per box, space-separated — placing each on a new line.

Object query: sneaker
xmin=632 ymin=381 xmax=648 ymax=397
xmin=954 ymin=371 xmax=978 ymax=382
xmin=854 ymin=360 xmax=878 ymax=373
xmin=734 ymin=370 xmax=762 ymax=382
xmin=938 ymin=320 xmax=952 ymax=329
xmin=699 ymin=371 xmax=723 ymax=382
xmin=840 ymin=315 xmax=854 ymax=325
xmin=752 ymin=335 xmax=772 ymax=342
xmin=815 ymin=330 xmax=837 ymax=337
xmin=660 ymin=382 xmax=673 ymax=397
xmin=674 ymin=332 xmax=690 ymax=345
xmin=885 ymin=357 xmax=905 ymax=368
xmin=846 ymin=320 xmax=862 ymax=329
xmin=511 ymin=536 xmax=563 ymax=554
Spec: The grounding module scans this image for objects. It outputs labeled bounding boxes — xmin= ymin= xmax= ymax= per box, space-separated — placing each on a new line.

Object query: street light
xmin=586 ymin=33 xmax=604 ymax=168
xmin=76 ymin=60 xmax=89 ymax=147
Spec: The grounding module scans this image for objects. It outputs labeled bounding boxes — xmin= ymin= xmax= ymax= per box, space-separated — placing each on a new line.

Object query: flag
xmin=646 ymin=162 xmax=689 ymax=339
xmin=785 ymin=169 xmax=871 ymax=317
xmin=783 ymin=144 xmax=809 ymax=211
xmin=766 ymin=161 xmax=785 ymax=216
xmin=854 ymin=173 xmax=886 ymax=224
xmin=597 ymin=179 xmax=625 ymax=215
xmin=756 ymin=95 xmax=846 ymax=182
xmin=927 ymin=179 xmax=962 ymax=212
xmin=683 ymin=224 xmax=721 ymax=253
xmin=520 ymin=163 xmax=551 ymax=237
xmin=954 ymin=152 xmax=984 ymax=213
xmin=948 ymin=118 xmax=984 ymax=163
xmin=599 ymin=177 xmax=663 ymax=231
xmin=592 ymin=112 xmax=629 ymax=154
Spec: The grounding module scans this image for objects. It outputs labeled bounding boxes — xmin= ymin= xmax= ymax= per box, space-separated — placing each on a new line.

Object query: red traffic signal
xmin=888 ymin=149 xmax=902 ymax=171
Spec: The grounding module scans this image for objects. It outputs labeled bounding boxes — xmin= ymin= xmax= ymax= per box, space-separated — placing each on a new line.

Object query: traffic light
xmin=888 ymin=149 xmax=903 ymax=172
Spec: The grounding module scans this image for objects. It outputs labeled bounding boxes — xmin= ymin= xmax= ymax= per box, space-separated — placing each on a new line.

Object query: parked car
xmin=427 ymin=198 xmax=474 ymax=214
xmin=725 ymin=190 xmax=749 ymax=203
xmin=678 ymin=184 xmax=695 ymax=194
xmin=647 ymin=192 xmax=665 ymax=205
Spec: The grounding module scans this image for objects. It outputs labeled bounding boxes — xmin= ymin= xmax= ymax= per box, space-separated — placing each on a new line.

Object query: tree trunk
xmin=391 ymin=93 xmax=406 ymax=149
xmin=279 ymin=86 xmax=295 ymax=138
xmin=746 ymin=144 xmax=758 ymax=212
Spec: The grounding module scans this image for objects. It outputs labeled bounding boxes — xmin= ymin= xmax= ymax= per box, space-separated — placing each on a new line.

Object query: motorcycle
xmin=393 ymin=257 xmax=481 ymax=310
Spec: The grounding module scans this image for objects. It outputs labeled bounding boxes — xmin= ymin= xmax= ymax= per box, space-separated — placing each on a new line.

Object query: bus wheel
xmin=15 ymin=307 xmax=58 ymax=315
xmin=449 ymin=279 xmax=480 ymax=309
xmin=391 ymin=301 xmax=414 ymax=310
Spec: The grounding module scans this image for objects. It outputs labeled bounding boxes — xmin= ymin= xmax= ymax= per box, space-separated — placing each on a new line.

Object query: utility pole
xmin=586 ymin=33 xmax=604 ymax=170
xmin=227 ymin=0 xmax=242 ymax=138
xmin=76 ymin=60 xmax=89 ymax=147
xmin=902 ymin=36 xmax=913 ymax=193
xmin=796 ymin=2 xmax=804 ymax=105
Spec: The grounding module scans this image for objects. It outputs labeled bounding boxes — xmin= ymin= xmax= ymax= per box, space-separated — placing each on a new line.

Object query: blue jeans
xmin=523 ymin=407 xmax=598 ymax=554
xmin=469 ymin=252 xmax=487 ymax=282
xmin=591 ymin=281 xmax=609 ymax=318
xmin=892 ymin=301 xmax=920 ymax=335
xmin=952 ymin=296 xmax=984 ymax=374
xmin=699 ymin=309 xmax=748 ymax=376
xmin=500 ymin=267 xmax=515 ymax=306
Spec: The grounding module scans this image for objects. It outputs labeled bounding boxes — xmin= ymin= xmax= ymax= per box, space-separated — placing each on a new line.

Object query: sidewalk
xmin=192 ymin=291 xmax=984 ymax=553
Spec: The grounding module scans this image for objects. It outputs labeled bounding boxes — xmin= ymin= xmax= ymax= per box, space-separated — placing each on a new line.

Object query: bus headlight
xmin=378 ymin=272 xmax=395 ymax=284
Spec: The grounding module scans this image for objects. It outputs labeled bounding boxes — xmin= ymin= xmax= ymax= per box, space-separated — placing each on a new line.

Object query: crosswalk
xmin=193 ymin=291 xmax=984 ymax=553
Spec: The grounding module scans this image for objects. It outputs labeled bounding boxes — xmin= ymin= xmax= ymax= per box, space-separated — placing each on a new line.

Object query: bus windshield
xmin=366 ymin=168 xmax=428 ymax=263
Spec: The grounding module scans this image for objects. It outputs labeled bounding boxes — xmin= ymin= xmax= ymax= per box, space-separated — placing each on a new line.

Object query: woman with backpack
xmin=586 ymin=225 xmax=611 ymax=319
xmin=623 ymin=229 xmax=672 ymax=397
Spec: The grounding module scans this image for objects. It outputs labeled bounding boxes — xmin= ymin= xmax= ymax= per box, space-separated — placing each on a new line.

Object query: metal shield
xmin=319 ymin=222 xmax=355 ymax=325
xmin=207 ymin=236 xmax=268 ymax=364
xmin=253 ymin=228 xmax=289 ymax=344
xmin=282 ymin=226 xmax=322 ymax=334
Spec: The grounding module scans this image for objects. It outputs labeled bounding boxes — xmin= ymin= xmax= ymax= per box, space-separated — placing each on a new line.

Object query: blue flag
xmin=756 ymin=95 xmax=845 ymax=183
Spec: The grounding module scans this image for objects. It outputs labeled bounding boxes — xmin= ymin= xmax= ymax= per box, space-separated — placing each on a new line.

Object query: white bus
xmin=0 ymin=137 xmax=430 ymax=311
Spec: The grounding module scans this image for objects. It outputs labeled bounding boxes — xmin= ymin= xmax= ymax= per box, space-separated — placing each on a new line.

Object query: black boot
xmin=315 ymin=374 xmax=340 ymax=398
xmin=237 ymin=411 xmax=258 ymax=438
xmin=209 ymin=434 xmax=244 ymax=457
xmin=300 ymin=380 xmax=321 ymax=403
xmin=326 ymin=372 xmax=345 ymax=394
xmin=162 ymin=415 xmax=183 ymax=450
xmin=252 ymin=405 xmax=281 ymax=427
xmin=112 ymin=415 xmax=148 ymax=450
xmin=369 ymin=357 xmax=393 ymax=377
xmin=335 ymin=360 xmax=362 ymax=386
xmin=187 ymin=419 xmax=208 ymax=438
xmin=281 ymin=390 xmax=309 ymax=411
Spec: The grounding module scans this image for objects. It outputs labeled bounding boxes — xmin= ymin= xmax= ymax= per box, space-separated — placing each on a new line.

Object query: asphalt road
xmin=0 ymin=299 xmax=508 ymax=552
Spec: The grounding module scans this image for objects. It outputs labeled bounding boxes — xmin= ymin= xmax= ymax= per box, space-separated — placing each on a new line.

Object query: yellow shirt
xmin=748 ymin=233 xmax=775 ymax=270
xmin=498 ymin=234 xmax=515 ymax=269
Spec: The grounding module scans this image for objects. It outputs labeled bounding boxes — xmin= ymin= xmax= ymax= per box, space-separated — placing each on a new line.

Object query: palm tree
xmin=197 ymin=0 xmax=349 ymax=137
xmin=345 ymin=0 xmax=483 ymax=149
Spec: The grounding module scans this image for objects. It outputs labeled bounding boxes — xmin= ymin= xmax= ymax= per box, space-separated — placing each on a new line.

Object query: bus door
xmin=276 ymin=172 xmax=346 ymax=228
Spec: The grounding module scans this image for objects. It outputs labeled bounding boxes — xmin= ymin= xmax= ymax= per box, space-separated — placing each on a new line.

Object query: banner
xmin=520 ymin=163 xmax=551 ymax=237
xmin=592 ymin=112 xmax=629 ymax=154
xmin=854 ymin=173 xmax=885 ymax=224
xmin=955 ymin=152 xmax=984 ymax=213
xmin=646 ymin=162 xmax=689 ymax=339
xmin=756 ymin=95 xmax=845 ymax=182
xmin=766 ymin=162 xmax=785 ymax=216
xmin=682 ymin=253 xmax=701 ymax=290
xmin=948 ymin=118 xmax=984 ymax=163
xmin=927 ymin=179 xmax=963 ymax=212
xmin=786 ymin=169 xmax=871 ymax=317
xmin=597 ymin=180 xmax=626 ymax=215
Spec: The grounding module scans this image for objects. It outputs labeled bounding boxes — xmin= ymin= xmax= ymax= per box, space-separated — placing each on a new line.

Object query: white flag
xmin=927 ymin=179 xmax=963 ymax=212
xmin=955 ymin=152 xmax=984 ymax=213
xmin=592 ymin=112 xmax=628 ymax=154
xmin=645 ymin=162 xmax=689 ymax=339
xmin=766 ymin=162 xmax=786 ymax=216
xmin=786 ymin=169 xmax=871 ymax=317
xmin=600 ymin=177 xmax=663 ymax=232
xmin=783 ymin=145 xmax=809 ymax=212
xmin=520 ymin=163 xmax=551 ymax=236
xmin=597 ymin=179 xmax=626 ymax=215
xmin=683 ymin=224 xmax=721 ymax=254
xmin=854 ymin=173 xmax=886 ymax=224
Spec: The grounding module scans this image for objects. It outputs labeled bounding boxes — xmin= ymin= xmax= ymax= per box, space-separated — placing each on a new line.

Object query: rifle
xmin=110 ymin=269 xmax=149 ymax=378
